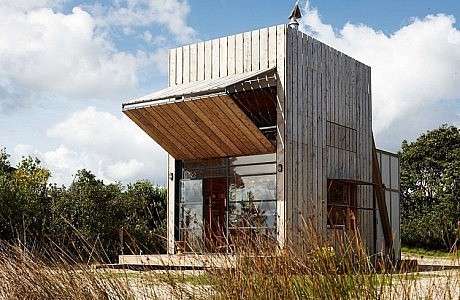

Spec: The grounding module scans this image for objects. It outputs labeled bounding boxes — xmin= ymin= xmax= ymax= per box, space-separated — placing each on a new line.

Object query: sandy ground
xmin=389 ymin=254 xmax=460 ymax=299
xmin=106 ymin=268 xmax=209 ymax=299
xmin=110 ymin=255 xmax=460 ymax=299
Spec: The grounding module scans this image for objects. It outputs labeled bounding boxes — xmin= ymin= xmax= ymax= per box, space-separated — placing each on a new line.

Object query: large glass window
xmin=228 ymin=153 xmax=277 ymax=243
xmin=179 ymin=153 xmax=276 ymax=253
xmin=183 ymin=157 xmax=226 ymax=180
xmin=228 ymin=175 xmax=277 ymax=240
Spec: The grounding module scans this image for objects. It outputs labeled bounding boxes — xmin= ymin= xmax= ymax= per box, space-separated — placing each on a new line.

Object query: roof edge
xmin=122 ymin=67 xmax=276 ymax=110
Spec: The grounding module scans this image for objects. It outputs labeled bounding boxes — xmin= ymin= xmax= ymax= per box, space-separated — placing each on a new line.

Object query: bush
xmin=400 ymin=125 xmax=460 ymax=250
xmin=0 ymin=148 xmax=167 ymax=262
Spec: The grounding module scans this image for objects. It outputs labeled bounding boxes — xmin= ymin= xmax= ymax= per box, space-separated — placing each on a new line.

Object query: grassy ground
xmin=401 ymin=245 xmax=456 ymax=258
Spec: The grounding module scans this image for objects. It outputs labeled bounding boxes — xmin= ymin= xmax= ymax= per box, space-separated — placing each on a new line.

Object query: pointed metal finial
xmin=288 ymin=1 xmax=302 ymax=30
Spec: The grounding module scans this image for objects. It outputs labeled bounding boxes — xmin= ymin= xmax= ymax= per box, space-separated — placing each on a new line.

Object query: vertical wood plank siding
xmin=166 ymin=25 xmax=373 ymax=253
xmin=283 ymin=27 xmax=372 ymax=250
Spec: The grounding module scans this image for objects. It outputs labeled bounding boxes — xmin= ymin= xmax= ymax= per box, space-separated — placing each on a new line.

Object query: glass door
xmin=179 ymin=179 xmax=204 ymax=253
xmin=204 ymin=178 xmax=227 ymax=252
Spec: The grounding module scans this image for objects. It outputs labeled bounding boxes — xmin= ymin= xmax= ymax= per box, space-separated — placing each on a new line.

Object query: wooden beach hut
xmin=121 ymin=20 xmax=400 ymax=259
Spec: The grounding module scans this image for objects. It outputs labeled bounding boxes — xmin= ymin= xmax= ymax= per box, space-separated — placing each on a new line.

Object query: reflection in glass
xmin=179 ymin=153 xmax=278 ymax=253
xmin=230 ymin=164 xmax=276 ymax=176
xmin=183 ymin=157 xmax=226 ymax=170
xmin=228 ymin=174 xmax=276 ymax=241
xmin=181 ymin=204 xmax=203 ymax=229
xmin=229 ymin=175 xmax=276 ymax=202
xmin=228 ymin=201 xmax=276 ymax=228
xmin=183 ymin=168 xmax=226 ymax=179
xmin=180 ymin=180 xmax=204 ymax=252
xmin=180 ymin=180 xmax=202 ymax=204
xmin=231 ymin=153 xmax=276 ymax=166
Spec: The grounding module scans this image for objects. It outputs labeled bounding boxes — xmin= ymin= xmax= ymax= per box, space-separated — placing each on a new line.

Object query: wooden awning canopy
xmin=122 ymin=68 xmax=277 ymax=160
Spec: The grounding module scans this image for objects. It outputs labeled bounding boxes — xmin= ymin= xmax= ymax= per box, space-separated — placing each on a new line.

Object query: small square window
xmin=327 ymin=180 xmax=357 ymax=230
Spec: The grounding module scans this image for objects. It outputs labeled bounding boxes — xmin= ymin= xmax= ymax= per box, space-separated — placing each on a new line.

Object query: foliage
xmin=0 ymin=150 xmax=51 ymax=245
xmin=399 ymin=125 xmax=460 ymax=250
xmin=400 ymin=246 xmax=451 ymax=258
xmin=118 ymin=179 xmax=167 ymax=255
xmin=0 ymin=148 xmax=167 ymax=262
xmin=0 ymin=230 xmax=458 ymax=299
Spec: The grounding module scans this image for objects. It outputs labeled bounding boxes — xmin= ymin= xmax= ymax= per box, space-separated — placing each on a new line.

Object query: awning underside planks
xmin=122 ymin=68 xmax=277 ymax=160
xmin=123 ymin=94 xmax=276 ymax=160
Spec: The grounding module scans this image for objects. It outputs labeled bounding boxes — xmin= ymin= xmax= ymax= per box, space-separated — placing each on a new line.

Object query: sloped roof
xmin=122 ymin=67 xmax=276 ymax=109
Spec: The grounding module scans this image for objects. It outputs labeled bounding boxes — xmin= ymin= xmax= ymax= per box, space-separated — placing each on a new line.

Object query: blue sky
xmin=0 ymin=0 xmax=459 ymax=186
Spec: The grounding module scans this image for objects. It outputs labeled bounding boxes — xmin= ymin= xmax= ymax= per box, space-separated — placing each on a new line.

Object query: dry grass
xmin=0 ymin=243 xmax=136 ymax=299
xmin=200 ymin=226 xmax=385 ymax=299
xmin=0 ymin=242 xmax=209 ymax=299
xmin=158 ymin=225 xmax=460 ymax=300
xmin=0 ymin=226 xmax=458 ymax=299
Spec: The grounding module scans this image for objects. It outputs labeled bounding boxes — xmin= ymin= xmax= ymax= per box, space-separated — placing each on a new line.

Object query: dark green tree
xmin=0 ymin=149 xmax=51 ymax=245
xmin=119 ymin=180 xmax=167 ymax=254
xmin=400 ymin=125 xmax=460 ymax=250
xmin=0 ymin=148 xmax=167 ymax=262
xmin=50 ymin=170 xmax=167 ymax=261
xmin=51 ymin=169 xmax=123 ymax=261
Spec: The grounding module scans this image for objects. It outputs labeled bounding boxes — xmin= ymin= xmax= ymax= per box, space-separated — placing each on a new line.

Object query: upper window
xmin=327 ymin=180 xmax=357 ymax=230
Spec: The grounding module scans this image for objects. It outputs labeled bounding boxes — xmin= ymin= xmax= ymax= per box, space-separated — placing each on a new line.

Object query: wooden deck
xmin=118 ymin=254 xmax=236 ymax=269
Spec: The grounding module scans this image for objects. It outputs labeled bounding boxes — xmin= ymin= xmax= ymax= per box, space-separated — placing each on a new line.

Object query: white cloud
xmin=41 ymin=106 xmax=167 ymax=185
xmin=87 ymin=0 xmax=197 ymax=44
xmin=0 ymin=7 xmax=136 ymax=99
xmin=0 ymin=4 xmax=171 ymax=113
xmin=141 ymin=31 xmax=153 ymax=43
xmin=0 ymin=78 xmax=31 ymax=113
xmin=42 ymin=145 xmax=88 ymax=183
xmin=0 ymin=0 xmax=194 ymax=184
xmin=13 ymin=144 xmax=36 ymax=162
xmin=299 ymin=2 xmax=460 ymax=150
xmin=0 ymin=0 xmax=66 ymax=11
xmin=106 ymin=159 xmax=145 ymax=181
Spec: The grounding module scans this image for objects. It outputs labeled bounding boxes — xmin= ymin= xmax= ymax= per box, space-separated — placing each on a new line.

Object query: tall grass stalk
xmin=169 ymin=223 xmax=460 ymax=299
xmin=0 ymin=242 xmax=136 ymax=299
xmin=0 ymin=223 xmax=458 ymax=299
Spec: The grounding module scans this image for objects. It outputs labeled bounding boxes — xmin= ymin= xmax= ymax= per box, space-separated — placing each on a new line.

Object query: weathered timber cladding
xmin=169 ymin=26 xmax=285 ymax=85
xmin=166 ymin=25 xmax=373 ymax=253
xmin=275 ymin=25 xmax=287 ymax=247
xmin=283 ymin=27 xmax=372 ymax=251
xmin=284 ymin=28 xmax=328 ymax=246
xmin=167 ymin=25 xmax=288 ymax=251
xmin=167 ymin=154 xmax=175 ymax=254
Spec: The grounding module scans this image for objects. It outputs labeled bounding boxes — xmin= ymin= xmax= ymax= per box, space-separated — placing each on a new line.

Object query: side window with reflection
xmin=327 ymin=180 xmax=357 ymax=230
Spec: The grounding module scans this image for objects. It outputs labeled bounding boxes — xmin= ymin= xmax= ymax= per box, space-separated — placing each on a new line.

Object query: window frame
xmin=327 ymin=179 xmax=358 ymax=230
